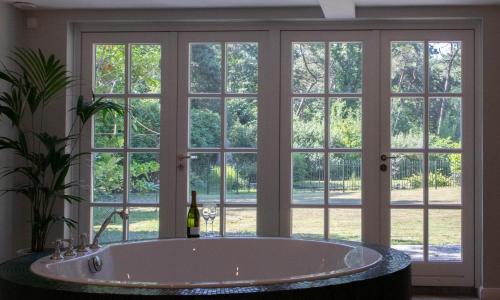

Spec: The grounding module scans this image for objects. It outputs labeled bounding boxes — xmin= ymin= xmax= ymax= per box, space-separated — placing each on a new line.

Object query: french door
xmin=380 ymin=30 xmax=474 ymax=285
xmin=176 ymin=32 xmax=274 ymax=238
xmin=80 ymin=28 xmax=475 ymax=285
xmin=80 ymin=32 xmax=174 ymax=242
xmin=279 ymin=31 xmax=381 ymax=244
xmin=280 ymin=30 xmax=474 ymax=285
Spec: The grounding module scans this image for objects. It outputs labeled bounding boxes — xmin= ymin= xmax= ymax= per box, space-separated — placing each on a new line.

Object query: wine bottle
xmin=187 ymin=190 xmax=200 ymax=238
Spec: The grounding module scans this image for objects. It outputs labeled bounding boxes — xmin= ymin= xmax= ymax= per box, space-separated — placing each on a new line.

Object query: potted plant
xmin=0 ymin=48 xmax=123 ymax=252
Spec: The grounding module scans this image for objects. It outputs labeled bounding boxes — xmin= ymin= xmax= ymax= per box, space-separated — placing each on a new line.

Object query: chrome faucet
xmin=90 ymin=210 xmax=128 ymax=250
xmin=50 ymin=239 xmax=63 ymax=260
xmin=77 ymin=233 xmax=90 ymax=253
xmin=62 ymin=238 xmax=76 ymax=257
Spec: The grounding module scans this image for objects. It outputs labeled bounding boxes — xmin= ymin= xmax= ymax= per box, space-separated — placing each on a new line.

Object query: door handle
xmin=380 ymin=154 xmax=396 ymax=161
xmin=178 ymin=154 xmax=197 ymax=161
xmin=177 ymin=154 xmax=197 ymax=171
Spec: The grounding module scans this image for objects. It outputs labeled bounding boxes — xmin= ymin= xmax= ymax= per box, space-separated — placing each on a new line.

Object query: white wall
xmin=0 ymin=2 xmax=28 ymax=262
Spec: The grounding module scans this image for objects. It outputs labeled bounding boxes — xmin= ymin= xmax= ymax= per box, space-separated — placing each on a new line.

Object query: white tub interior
xmin=30 ymin=238 xmax=382 ymax=288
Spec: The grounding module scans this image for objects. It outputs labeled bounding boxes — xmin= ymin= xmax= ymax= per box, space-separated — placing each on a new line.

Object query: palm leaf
xmin=75 ymin=94 xmax=124 ymax=125
xmin=60 ymin=194 xmax=85 ymax=204
xmin=9 ymin=48 xmax=73 ymax=112
xmin=0 ymin=88 xmax=26 ymax=127
xmin=0 ymin=48 xmax=90 ymax=251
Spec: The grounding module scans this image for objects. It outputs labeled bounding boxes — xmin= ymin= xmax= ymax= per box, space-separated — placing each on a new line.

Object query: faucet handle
xmin=50 ymin=239 xmax=63 ymax=260
xmin=90 ymin=234 xmax=100 ymax=250
xmin=119 ymin=209 xmax=129 ymax=220
xmin=77 ymin=233 xmax=90 ymax=253
xmin=62 ymin=238 xmax=76 ymax=257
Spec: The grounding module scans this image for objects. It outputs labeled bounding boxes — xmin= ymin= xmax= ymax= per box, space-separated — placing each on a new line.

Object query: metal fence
xmin=192 ymin=158 xmax=461 ymax=195
xmin=295 ymin=159 xmax=461 ymax=192
xmin=190 ymin=168 xmax=256 ymax=195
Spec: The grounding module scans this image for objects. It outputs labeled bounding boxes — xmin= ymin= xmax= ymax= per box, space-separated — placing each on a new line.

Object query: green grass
xmin=94 ymin=187 xmax=462 ymax=249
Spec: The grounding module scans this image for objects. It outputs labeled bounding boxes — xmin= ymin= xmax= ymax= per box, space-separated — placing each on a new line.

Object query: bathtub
xmin=30 ymin=237 xmax=382 ymax=288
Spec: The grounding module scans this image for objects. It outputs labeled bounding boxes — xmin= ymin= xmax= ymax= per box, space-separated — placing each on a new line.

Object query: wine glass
xmin=209 ymin=206 xmax=217 ymax=236
xmin=202 ymin=207 xmax=210 ymax=236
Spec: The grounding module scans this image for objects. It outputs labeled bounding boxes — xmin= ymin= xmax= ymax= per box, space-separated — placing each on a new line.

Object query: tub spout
xmin=90 ymin=210 xmax=128 ymax=249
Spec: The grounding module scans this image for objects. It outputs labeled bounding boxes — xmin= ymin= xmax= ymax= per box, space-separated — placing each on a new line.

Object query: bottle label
xmin=189 ymin=227 xmax=200 ymax=235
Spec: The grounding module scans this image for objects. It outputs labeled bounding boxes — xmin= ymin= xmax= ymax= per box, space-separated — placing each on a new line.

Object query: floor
xmin=413 ymin=297 xmax=477 ymax=300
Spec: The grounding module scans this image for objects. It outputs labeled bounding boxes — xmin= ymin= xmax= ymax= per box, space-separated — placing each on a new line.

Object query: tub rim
xmin=29 ymin=237 xmax=384 ymax=288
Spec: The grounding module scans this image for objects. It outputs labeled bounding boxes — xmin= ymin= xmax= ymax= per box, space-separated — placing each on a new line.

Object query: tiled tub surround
xmin=0 ymin=238 xmax=411 ymax=299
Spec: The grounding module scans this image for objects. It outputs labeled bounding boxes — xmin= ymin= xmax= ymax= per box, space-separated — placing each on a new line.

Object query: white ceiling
xmin=5 ymin=0 xmax=500 ymax=10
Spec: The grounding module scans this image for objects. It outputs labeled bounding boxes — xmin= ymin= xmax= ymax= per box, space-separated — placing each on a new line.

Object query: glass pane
xmin=329 ymin=42 xmax=362 ymax=94
xmin=292 ymin=97 xmax=324 ymax=149
xmin=391 ymin=209 xmax=424 ymax=260
xmin=329 ymin=208 xmax=361 ymax=241
xmin=93 ymin=153 xmax=123 ymax=203
xmin=329 ymin=153 xmax=361 ymax=205
xmin=199 ymin=205 xmax=220 ymax=237
xmin=93 ymin=98 xmax=124 ymax=148
xmin=329 ymin=97 xmax=362 ymax=148
xmin=130 ymin=98 xmax=160 ymax=148
xmin=391 ymin=97 xmax=424 ymax=149
xmin=429 ymin=153 xmax=462 ymax=205
xmin=292 ymin=208 xmax=324 ymax=240
xmin=292 ymin=153 xmax=324 ymax=205
xmin=130 ymin=44 xmax=161 ymax=94
xmin=189 ymin=98 xmax=221 ymax=148
xmin=189 ymin=153 xmax=220 ymax=205
xmin=391 ymin=153 xmax=424 ymax=205
xmin=225 ymin=153 xmax=257 ymax=204
xmin=94 ymin=44 xmax=125 ymax=94
xmin=429 ymin=209 xmax=462 ymax=261
xmin=226 ymin=42 xmax=258 ymax=94
xmin=190 ymin=43 xmax=222 ymax=94
xmin=292 ymin=42 xmax=325 ymax=94
xmin=129 ymin=153 xmax=160 ymax=204
xmin=429 ymin=42 xmax=462 ymax=93
xmin=92 ymin=206 xmax=123 ymax=243
xmin=226 ymin=98 xmax=257 ymax=148
xmin=225 ymin=207 xmax=257 ymax=236
xmin=429 ymin=97 xmax=461 ymax=149
xmin=128 ymin=207 xmax=159 ymax=241
xmin=391 ymin=41 xmax=424 ymax=93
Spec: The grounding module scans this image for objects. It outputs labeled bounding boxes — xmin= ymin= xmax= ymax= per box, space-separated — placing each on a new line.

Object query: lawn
xmin=93 ymin=187 xmax=462 ymax=260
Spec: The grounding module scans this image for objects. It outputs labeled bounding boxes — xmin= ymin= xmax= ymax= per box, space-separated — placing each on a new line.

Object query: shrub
xmin=429 ymin=172 xmax=451 ymax=188
xmin=406 ymin=174 xmax=422 ymax=189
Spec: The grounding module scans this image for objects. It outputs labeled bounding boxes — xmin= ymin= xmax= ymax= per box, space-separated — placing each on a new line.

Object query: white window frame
xmin=175 ymin=31 xmax=275 ymax=237
xmin=74 ymin=21 xmax=479 ymax=287
xmin=379 ymin=30 xmax=475 ymax=286
xmin=279 ymin=30 xmax=381 ymax=243
xmin=80 ymin=32 xmax=177 ymax=240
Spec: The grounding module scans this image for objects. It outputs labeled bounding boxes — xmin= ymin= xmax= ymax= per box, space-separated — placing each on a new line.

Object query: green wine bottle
xmin=187 ymin=190 xmax=200 ymax=238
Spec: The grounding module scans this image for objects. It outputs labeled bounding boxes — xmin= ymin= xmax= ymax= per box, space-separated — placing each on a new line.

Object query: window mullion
xmin=123 ymin=43 xmax=130 ymax=241
xmin=423 ymin=40 xmax=430 ymax=263
xmin=324 ymin=41 xmax=330 ymax=240
xmin=220 ymin=41 xmax=226 ymax=236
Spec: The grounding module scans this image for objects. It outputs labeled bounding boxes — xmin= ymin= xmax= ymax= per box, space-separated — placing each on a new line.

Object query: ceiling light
xmin=12 ymin=2 xmax=38 ymax=10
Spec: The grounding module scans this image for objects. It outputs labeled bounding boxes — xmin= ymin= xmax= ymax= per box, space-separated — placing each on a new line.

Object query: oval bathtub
xmin=30 ymin=238 xmax=382 ymax=288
